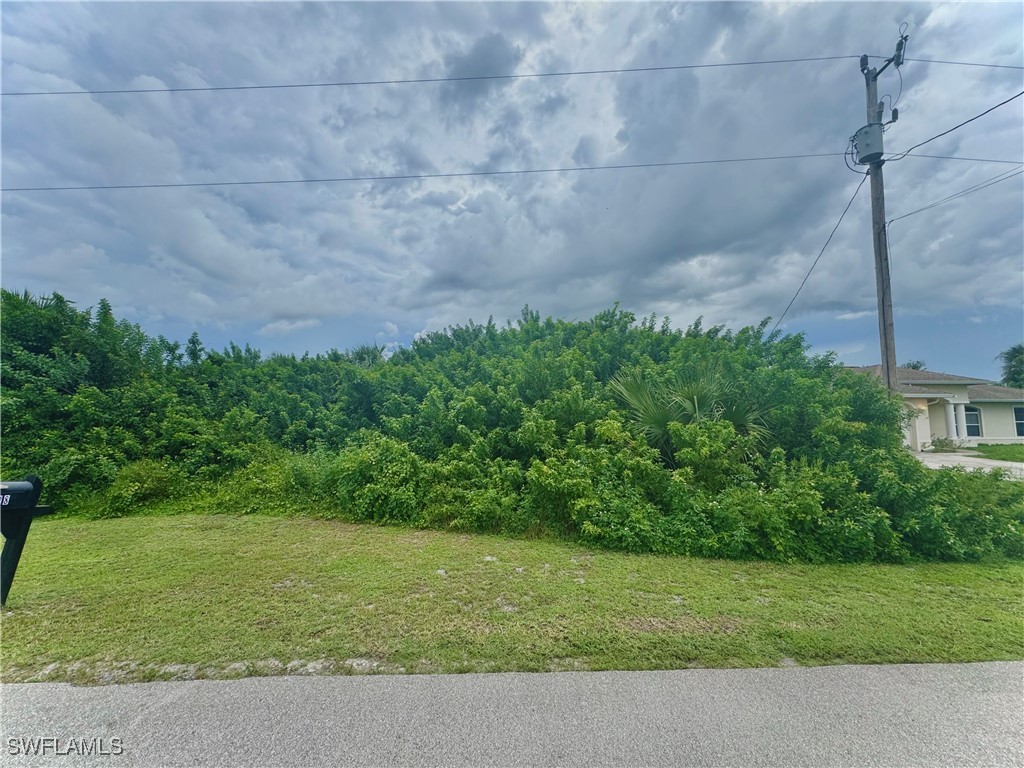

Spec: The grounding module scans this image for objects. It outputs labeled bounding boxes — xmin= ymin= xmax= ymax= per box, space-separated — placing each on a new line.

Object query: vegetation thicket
xmin=3 ymin=289 xmax=1021 ymax=563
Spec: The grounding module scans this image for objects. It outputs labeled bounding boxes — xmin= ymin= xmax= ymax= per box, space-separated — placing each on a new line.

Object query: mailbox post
xmin=1 ymin=475 xmax=53 ymax=606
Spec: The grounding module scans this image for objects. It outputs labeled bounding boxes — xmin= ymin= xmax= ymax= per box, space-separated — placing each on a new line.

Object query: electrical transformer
xmin=854 ymin=123 xmax=884 ymax=165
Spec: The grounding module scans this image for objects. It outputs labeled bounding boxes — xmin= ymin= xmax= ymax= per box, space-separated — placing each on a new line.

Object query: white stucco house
xmin=849 ymin=365 xmax=1024 ymax=451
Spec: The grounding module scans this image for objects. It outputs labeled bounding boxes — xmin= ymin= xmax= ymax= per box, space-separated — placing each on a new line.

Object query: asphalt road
xmin=2 ymin=662 xmax=1022 ymax=767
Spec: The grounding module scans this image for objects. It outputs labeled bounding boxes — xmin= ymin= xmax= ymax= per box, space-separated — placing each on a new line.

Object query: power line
xmin=868 ymin=55 xmax=1024 ymax=71
xmin=4 ymin=150 xmax=1017 ymax=194
xmin=771 ymin=173 xmax=869 ymax=333
xmin=898 ymin=153 xmax=1023 ymax=165
xmin=0 ymin=56 xmax=862 ymax=97
xmin=5 ymin=54 xmax=1020 ymax=97
xmin=887 ymin=90 xmax=1024 ymax=162
xmin=2 ymin=152 xmax=849 ymax=192
xmin=887 ymin=165 xmax=1024 ymax=224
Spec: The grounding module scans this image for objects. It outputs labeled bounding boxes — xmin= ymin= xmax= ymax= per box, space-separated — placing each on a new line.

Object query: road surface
xmin=2 ymin=662 xmax=1022 ymax=767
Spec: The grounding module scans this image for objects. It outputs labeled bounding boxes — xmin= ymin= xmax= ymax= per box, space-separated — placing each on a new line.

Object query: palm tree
xmin=998 ymin=343 xmax=1024 ymax=389
xmin=609 ymin=364 xmax=770 ymax=467
xmin=346 ymin=343 xmax=386 ymax=368
xmin=608 ymin=370 xmax=688 ymax=465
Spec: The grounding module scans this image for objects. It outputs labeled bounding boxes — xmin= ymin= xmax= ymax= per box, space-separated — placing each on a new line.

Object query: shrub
xmin=40 ymin=446 xmax=122 ymax=502
xmin=187 ymin=450 xmax=326 ymax=517
xmin=98 ymin=459 xmax=185 ymax=519
xmin=928 ymin=436 xmax=959 ymax=452
xmin=323 ymin=434 xmax=424 ymax=524
xmin=800 ymin=459 xmax=906 ymax=563
xmin=668 ymin=421 xmax=759 ymax=493
xmin=423 ymin=452 xmax=528 ymax=534
xmin=927 ymin=467 xmax=1024 ymax=560
xmin=523 ymin=421 xmax=668 ymax=550
xmin=845 ymin=446 xmax=1024 ymax=561
xmin=660 ymin=446 xmax=908 ymax=563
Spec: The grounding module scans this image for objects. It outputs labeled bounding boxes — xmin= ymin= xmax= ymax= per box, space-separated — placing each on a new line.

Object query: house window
xmin=964 ymin=406 xmax=982 ymax=438
xmin=1015 ymin=407 xmax=1024 ymax=437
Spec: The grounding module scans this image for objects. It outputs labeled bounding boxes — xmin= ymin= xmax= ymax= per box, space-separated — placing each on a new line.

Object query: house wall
xmin=969 ymin=402 xmax=1023 ymax=443
xmin=927 ymin=402 xmax=951 ymax=441
xmin=904 ymin=399 xmax=930 ymax=451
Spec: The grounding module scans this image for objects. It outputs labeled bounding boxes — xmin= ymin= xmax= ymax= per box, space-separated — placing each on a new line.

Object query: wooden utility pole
xmin=863 ymin=66 xmax=899 ymax=393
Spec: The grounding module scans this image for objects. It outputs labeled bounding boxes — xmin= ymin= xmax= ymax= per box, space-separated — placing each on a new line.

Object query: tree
xmin=185 ymin=332 xmax=205 ymax=366
xmin=998 ymin=343 xmax=1024 ymax=388
xmin=346 ymin=343 xmax=385 ymax=368
xmin=901 ymin=360 xmax=927 ymax=370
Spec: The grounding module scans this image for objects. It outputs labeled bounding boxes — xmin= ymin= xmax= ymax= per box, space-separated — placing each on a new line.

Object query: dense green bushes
xmin=100 ymin=459 xmax=185 ymax=519
xmin=323 ymin=434 xmax=426 ymax=525
xmin=3 ymin=290 xmax=1022 ymax=563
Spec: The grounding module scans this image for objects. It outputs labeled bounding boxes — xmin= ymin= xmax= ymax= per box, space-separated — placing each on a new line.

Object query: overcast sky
xmin=2 ymin=1 xmax=1022 ymax=379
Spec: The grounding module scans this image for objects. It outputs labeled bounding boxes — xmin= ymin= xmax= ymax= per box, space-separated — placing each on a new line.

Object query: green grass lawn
xmin=2 ymin=514 xmax=1022 ymax=685
xmin=972 ymin=443 xmax=1024 ymax=463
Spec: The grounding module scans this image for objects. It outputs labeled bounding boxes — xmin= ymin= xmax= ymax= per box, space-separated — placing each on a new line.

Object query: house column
xmin=955 ymin=403 xmax=968 ymax=440
xmin=944 ymin=402 xmax=956 ymax=439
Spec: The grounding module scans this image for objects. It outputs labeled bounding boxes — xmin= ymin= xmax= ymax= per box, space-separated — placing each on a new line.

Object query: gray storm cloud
xmin=1 ymin=2 xmax=1021 ymax=368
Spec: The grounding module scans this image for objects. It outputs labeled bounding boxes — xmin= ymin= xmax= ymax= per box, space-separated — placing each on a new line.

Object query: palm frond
xmin=609 ymin=370 xmax=684 ymax=463
xmin=718 ymin=401 xmax=773 ymax=445
xmin=667 ymin=363 xmax=727 ymax=423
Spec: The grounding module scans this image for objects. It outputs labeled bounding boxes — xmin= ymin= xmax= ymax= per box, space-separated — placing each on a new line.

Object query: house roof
xmin=848 ymin=365 xmax=991 ymax=386
xmin=848 ymin=365 xmax=1024 ymax=402
xmin=897 ymin=384 xmax=955 ymax=397
xmin=966 ymin=384 xmax=1024 ymax=403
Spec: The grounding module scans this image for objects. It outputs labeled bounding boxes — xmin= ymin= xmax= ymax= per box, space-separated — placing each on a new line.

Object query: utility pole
xmin=864 ymin=66 xmax=898 ymax=392
xmin=854 ymin=32 xmax=907 ymax=394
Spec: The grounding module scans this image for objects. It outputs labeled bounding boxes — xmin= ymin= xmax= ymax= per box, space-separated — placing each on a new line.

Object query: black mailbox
xmin=1 ymin=475 xmax=53 ymax=606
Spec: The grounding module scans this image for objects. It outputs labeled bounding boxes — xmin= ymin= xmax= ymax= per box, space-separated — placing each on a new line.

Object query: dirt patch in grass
xmin=9 ymin=657 xmax=399 ymax=686
xmin=619 ymin=615 xmax=746 ymax=635
xmin=547 ymin=657 xmax=591 ymax=672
